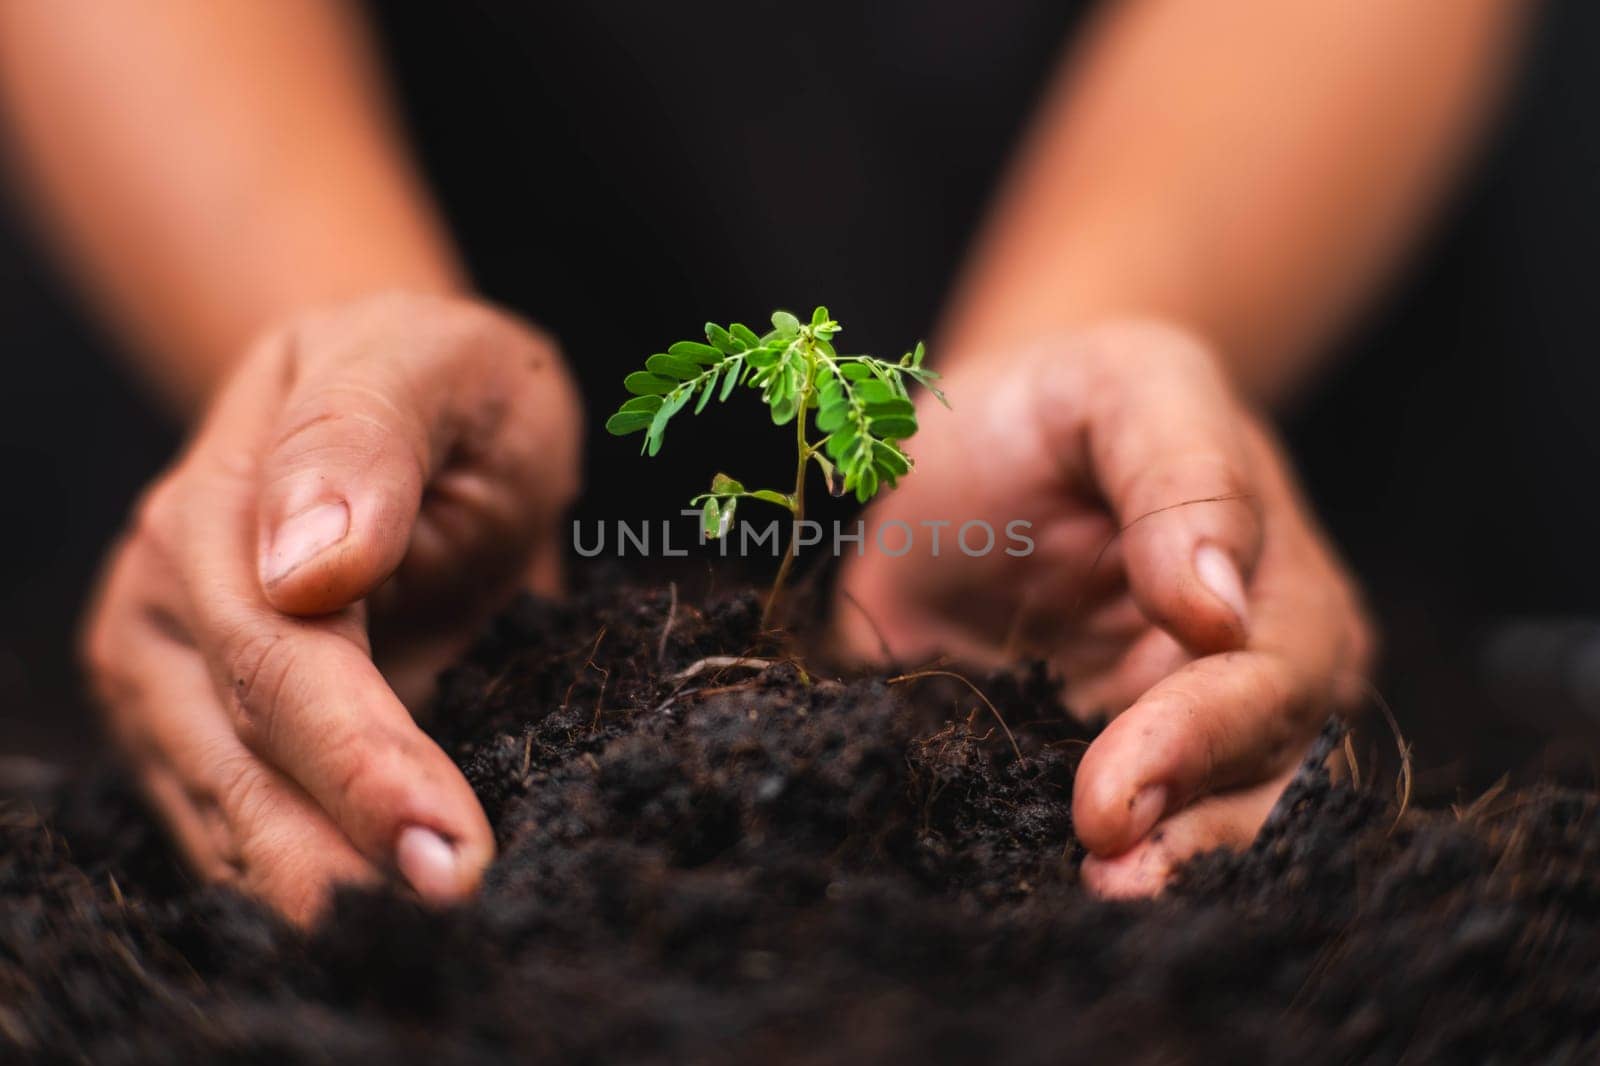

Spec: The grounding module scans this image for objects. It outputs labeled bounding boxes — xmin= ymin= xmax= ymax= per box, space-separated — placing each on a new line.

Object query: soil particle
xmin=3 ymin=578 xmax=1598 ymax=1064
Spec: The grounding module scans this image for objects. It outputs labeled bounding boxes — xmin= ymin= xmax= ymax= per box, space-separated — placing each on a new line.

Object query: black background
xmin=3 ymin=0 xmax=1598 ymax=789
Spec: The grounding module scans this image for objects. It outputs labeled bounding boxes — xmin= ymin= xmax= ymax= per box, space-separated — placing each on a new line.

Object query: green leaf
xmin=645 ymin=403 xmax=673 ymax=456
xmin=645 ymin=353 xmax=700 ymax=380
xmin=705 ymin=322 xmax=740 ymax=354
xmin=663 ymin=386 xmax=693 ymax=418
xmin=853 ymin=379 xmax=894 ymax=404
xmin=749 ymin=489 xmax=793 ymax=508
xmin=617 ymin=395 xmax=664 ymax=415
xmin=770 ymin=395 xmax=798 ymax=425
xmin=872 ymin=440 xmax=910 ymax=478
xmin=854 ymin=466 xmax=879 ymax=503
xmin=771 ymin=310 xmax=801 ymax=337
xmin=869 ymin=415 xmax=918 ymax=440
xmin=730 ymin=322 xmax=761 ymax=349
xmin=702 ymin=497 xmax=721 ymax=538
xmin=624 ymin=371 xmax=678 ymax=395
xmin=903 ymin=366 xmax=949 ymax=407
xmin=863 ymin=397 xmax=915 ymax=418
xmin=719 ymin=357 xmax=743 ymax=401
xmin=825 ymin=426 xmax=859 ymax=461
xmin=838 ymin=362 xmax=872 ymax=381
xmin=604 ymin=409 xmax=655 ymax=435
xmin=710 ymin=472 xmax=745 ymax=495
xmin=811 ymin=306 xmax=830 ymax=327
xmin=668 ymin=340 xmax=722 ymax=363
xmin=694 ymin=369 xmax=719 ymax=413
xmin=746 ymin=346 xmax=780 ymax=370
xmin=815 ymin=401 xmax=850 ymax=433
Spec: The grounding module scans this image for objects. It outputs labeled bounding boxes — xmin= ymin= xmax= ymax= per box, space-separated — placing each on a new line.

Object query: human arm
xmin=839 ymin=0 xmax=1528 ymax=894
xmin=941 ymin=0 xmax=1529 ymax=402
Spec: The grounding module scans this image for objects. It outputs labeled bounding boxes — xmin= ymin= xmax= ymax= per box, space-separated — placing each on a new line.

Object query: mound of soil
xmin=4 ymin=580 xmax=1599 ymax=1064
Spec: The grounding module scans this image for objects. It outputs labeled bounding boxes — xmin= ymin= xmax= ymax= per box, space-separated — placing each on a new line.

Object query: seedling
xmin=605 ymin=307 xmax=945 ymax=624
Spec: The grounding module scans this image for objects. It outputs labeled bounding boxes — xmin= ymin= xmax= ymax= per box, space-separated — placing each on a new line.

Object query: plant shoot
xmin=604 ymin=307 xmax=945 ymax=623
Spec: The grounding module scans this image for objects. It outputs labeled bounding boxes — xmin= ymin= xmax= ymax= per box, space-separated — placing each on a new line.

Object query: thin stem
xmin=763 ymin=338 xmax=814 ymax=627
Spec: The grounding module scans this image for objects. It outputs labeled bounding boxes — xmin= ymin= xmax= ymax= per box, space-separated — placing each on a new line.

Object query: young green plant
xmin=604 ymin=307 xmax=945 ymax=625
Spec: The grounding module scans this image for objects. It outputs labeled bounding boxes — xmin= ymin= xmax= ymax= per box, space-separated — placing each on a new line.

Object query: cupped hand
xmin=834 ymin=321 xmax=1371 ymax=897
xmin=82 ymin=291 xmax=581 ymax=923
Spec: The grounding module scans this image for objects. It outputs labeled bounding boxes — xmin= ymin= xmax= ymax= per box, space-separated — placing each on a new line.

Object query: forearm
xmin=0 ymin=0 xmax=463 ymax=417
xmin=940 ymin=0 xmax=1530 ymax=403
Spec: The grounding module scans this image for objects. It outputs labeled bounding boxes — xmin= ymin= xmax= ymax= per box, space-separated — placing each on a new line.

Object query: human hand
xmin=834 ymin=321 xmax=1371 ymax=896
xmin=82 ymin=291 xmax=581 ymax=922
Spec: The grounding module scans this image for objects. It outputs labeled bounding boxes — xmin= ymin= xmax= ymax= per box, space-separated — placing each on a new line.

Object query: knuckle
xmin=130 ymin=474 xmax=185 ymax=550
xmin=216 ymin=758 xmax=278 ymax=845
xmin=78 ymin=550 xmax=154 ymax=700
xmin=326 ymin=732 xmax=410 ymax=832
xmin=79 ymin=614 xmax=124 ymax=696
xmin=271 ymin=391 xmax=417 ymax=471
xmin=221 ymin=627 xmax=297 ymax=745
xmin=1085 ymin=319 xmax=1220 ymax=380
xmin=1121 ymin=454 xmax=1241 ymax=513
xmin=1346 ymin=616 xmax=1378 ymax=685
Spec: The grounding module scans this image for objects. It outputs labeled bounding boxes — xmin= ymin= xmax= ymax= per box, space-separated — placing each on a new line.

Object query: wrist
xmin=935 ymin=313 xmax=1229 ymax=382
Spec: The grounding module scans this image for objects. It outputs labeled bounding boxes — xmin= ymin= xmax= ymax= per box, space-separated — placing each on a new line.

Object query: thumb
xmin=257 ymin=356 xmax=429 ymax=616
xmin=1041 ymin=323 xmax=1263 ymax=655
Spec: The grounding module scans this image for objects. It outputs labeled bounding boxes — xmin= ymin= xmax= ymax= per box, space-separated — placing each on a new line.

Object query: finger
xmin=1072 ymin=450 xmax=1366 ymax=861
xmin=253 ymin=296 xmax=577 ymax=616
xmin=1071 ymin=644 xmax=1326 ymax=857
xmin=85 ymin=562 xmax=376 ymax=922
xmin=1070 ymin=511 xmax=1362 ymax=857
xmin=172 ymin=377 xmax=500 ymax=904
xmin=1081 ymin=770 xmax=1290 ymax=899
xmin=211 ymin=606 xmax=495 ymax=902
xmin=1036 ymin=323 xmax=1263 ymax=655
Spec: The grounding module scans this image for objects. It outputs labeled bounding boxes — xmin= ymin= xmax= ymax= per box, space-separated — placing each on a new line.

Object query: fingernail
xmin=262 ymin=501 xmax=349 ymax=585
xmin=396 ymin=825 xmax=463 ymax=902
xmin=1126 ymin=784 xmax=1168 ymax=843
xmin=1194 ymin=543 xmax=1249 ymax=627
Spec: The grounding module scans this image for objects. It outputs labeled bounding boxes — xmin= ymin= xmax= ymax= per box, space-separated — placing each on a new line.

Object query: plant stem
xmin=762 ymin=340 xmax=814 ymax=628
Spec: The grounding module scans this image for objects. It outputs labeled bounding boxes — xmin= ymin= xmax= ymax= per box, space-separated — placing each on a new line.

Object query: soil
xmin=3 ymin=577 xmax=1599 ymax=1065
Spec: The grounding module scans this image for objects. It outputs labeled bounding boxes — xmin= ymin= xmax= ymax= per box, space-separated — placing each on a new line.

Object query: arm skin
xmin=941 ymin=0 xmax=1532 ymax=403
xmin=0 ymin=0 xmax=462 ymax=413
xmin=0 ymin=1 xmax=581 ymax=921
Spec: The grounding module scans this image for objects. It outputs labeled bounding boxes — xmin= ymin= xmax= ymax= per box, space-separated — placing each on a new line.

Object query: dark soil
xmin=4 ymin=579 xmax=1599 ymax=1064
